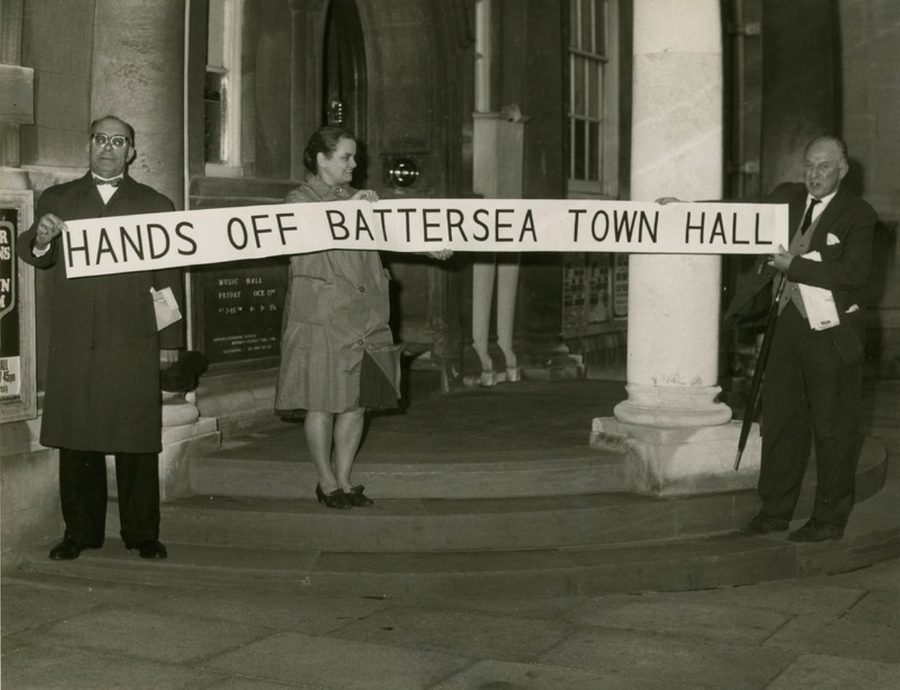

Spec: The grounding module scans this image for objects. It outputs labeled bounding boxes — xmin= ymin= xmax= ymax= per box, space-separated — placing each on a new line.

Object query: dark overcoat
xmin=17 ymin=173 xmax=185 ymax=453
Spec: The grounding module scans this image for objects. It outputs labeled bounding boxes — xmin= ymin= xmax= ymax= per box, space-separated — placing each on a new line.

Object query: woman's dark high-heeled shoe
xmin=316 ymin=484 xmax=352 ymax=509
xmin=348 ymin=485 xmax=374 ymax=507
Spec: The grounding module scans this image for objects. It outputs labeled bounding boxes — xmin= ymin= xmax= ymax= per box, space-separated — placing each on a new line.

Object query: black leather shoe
xmin=126 ymin=539 xmax=168 ymax=559
xmin=316 ymin=483 xmax=352 ymax=509
xmin=48 ymin=536 xmax=102 ymax=560
xmin=348 ymin=485 xmax=374 ymax=507
xmin=788 ymin=518 xmax=844 ymax=542
xmin=739 ymin=514 xmax=790 ymax=536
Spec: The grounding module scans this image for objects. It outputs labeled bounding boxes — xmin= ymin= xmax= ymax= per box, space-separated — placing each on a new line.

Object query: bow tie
xmin=93 ymin=175 xmax=123 ymax=187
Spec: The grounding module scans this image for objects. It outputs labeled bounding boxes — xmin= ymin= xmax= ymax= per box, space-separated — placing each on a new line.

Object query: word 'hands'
xmin=426 ymin=249 xmax=454 ymax=261
xmin=655 ymin=197 xmax=685 ymax=205
xmin=35 ymin=213 xmax=68 ymax=249
xmin=351 ymin=189 xmax=379 ymax=203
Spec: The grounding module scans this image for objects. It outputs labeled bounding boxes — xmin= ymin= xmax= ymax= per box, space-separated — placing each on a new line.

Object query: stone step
xmin=110 ymin=436 xmax=887 ymax=554
xmin=24 ymin=488 xmax=900 ymax=599
xmin=20 ymin=436 xmax=897 ymax=600
xmin=188 ymin=449 xmax=630 ymax=499
xmin=189 ymin=431 xmax=891 ymax=501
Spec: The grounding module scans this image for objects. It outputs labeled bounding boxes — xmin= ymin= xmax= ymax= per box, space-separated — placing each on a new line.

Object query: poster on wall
xmin=192 ymin=258 xmax=287 ymax=369
xmin=562 ymin=252 xmax=612 ymax=337
xmin=0 ymin=190 xmax=37 ymax=423
xmin=612 ymin=253 xmax=629 ymax=318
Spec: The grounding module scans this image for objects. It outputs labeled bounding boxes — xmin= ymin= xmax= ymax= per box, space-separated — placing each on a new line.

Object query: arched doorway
xmin=322 ymin=0 xmax=367 ymax=141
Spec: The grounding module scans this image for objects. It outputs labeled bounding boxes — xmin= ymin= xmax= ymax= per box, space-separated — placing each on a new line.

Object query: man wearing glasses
xmin=18 ymin=115 xmax=184 ymax=561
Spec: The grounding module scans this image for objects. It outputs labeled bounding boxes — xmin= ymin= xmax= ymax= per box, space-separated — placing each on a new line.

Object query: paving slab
xmin=204 ymin=631 xmax=473 ymax=689
xmin=819 ymin=556 xmax=900 ymax=589
xmin=639 ymin=580 xmax=866 ymax=617
xmin=0 ymin=580 xmax=107 ymax=638
xmin=839 ymin=588 xmax=900 ymax=627
xmin=23 ymin=607 xmax=271 ymax=665
xmin=432 ymin=658 xmax=667 ymax=689
xmin=767 ymin=653 xmax=900 ymax=689
xmin=328 ymin=606 xmax=570 ymax=662
xmin=0 ymin=644 xmax=225 ymax=689
xmin=203 ymin=677 xmax=306 ymax=689
xmin=425 ymin=595 xmax=587 ymax=620
xmin=537 ymin=627 xmax=796 ymax=689
xmin=566 ymin=593 xmax=790 ymax=643
xmin=764 ymin=614 xmax=900 ymax=664
xmin=146 ymin=590 xmax=390 ymax=635
xmin=0 ymin=574 xmax=177 ymax=637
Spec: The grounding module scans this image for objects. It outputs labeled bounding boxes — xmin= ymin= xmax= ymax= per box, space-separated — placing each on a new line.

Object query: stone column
xmin=591 ymin=0 xmax=760 ymax=495
xmin=91 ymin=0 xmax=185 ymax=207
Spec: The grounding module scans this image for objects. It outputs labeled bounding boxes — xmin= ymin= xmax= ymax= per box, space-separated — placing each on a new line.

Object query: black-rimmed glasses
xmin=90 ymin=133 xmax=131 ymax=149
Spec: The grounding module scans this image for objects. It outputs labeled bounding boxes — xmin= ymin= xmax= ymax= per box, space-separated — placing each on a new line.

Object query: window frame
xmin=204 ymin=0 xmax=244 ymax=178
xmin=566 ymin=0 xmax=619 ymax=200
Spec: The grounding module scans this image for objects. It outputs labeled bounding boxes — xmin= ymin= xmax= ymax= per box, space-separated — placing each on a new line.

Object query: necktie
xmin=93 ymin=175 xmax=123 ymax=187
xmin=797 ymin=198 xmax=820 ymax=238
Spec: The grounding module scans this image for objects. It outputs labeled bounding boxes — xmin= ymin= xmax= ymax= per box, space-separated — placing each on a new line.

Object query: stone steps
xmin=106 ymin=435 xmax=887 ymax=555
xmin=19 ymin=444 xmax=898 ymax=598
xmin=188 ymin=449 xmax=630 ymax=499
xmin=23 ymin=486 xmax=900 ymax=599
xmin=18 ymin=377 xmax=896 ymax=598
xmin=189 ymin=432 xmax=892 ymax=501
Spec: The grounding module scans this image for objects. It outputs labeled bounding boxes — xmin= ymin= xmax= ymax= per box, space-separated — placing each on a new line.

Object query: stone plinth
xmin=158 ymin=415 xmax=220 ymax=502
xmin=591 ymin=418 xmax=761 ymax=497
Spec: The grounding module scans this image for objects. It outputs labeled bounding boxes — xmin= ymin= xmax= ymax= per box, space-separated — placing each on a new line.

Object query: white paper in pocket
xmin=151 ymin=287 xmax=183 ymax=330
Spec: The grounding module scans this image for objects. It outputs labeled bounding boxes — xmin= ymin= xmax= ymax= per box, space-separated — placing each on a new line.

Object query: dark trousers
xmin=59 ymin=448 xmax=161 ymax=546
xmin=758 ymin=305 xmax=863 ymax=527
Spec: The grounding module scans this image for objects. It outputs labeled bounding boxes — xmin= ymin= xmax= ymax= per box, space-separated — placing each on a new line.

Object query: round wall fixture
xmin=388 ymin=157 xmax=420 ymax=187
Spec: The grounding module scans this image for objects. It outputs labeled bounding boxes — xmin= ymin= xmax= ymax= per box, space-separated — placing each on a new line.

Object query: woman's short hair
xmin=303 ymin=126 xmax=356 ymax=173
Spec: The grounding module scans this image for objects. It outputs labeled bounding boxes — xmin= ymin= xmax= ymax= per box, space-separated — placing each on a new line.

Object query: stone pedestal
xmin=594 ymin=0 xmax=738 ymax=495
xmin=591 ymin=419 xmax=761 ymax=496
xmin=158 ymin=392 xmax=219 ymax=501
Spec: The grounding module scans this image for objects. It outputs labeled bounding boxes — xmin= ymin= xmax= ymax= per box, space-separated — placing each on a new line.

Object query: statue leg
xmin=496 ymin=257 xmax=520 ymax=382
xmin=472 ymin=258 xmax=497 ymax=386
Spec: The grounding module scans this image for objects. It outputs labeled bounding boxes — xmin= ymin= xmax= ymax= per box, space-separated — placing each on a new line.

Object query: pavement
xmin=2 ymin=376 xmax=899 ymax=688
xmin=2 ymin=553 xmax=898 ymax=688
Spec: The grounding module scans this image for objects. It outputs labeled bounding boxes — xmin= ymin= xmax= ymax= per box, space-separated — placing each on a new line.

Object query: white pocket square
xmin=826 ymin=233 xmax=841 ymax=246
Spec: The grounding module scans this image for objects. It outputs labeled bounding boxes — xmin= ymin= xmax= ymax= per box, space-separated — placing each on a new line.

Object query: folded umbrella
xmin=735 ymin=274 xmax=785 ymax=471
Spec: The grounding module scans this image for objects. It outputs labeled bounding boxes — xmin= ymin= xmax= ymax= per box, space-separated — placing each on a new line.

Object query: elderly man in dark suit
xmin=736 ymin=136 xmax=876 ymax=542
xmin=18 ymin=115 xmax=184 ymax=560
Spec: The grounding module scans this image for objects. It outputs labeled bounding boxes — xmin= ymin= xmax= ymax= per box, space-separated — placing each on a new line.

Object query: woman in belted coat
xmin=275 ymin=127 xmax=399 ymax=509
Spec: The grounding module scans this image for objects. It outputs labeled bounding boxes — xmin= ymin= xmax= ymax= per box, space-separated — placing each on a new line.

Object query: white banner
xmin=61 ymin=199 xmax=788 ymax=278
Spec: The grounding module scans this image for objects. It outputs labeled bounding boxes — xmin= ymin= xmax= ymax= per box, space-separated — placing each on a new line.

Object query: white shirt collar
xmin=808 ymin=188 xmax=838 ymax=209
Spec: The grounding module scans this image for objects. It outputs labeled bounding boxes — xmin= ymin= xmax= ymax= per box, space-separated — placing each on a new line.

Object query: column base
xmin=614 ymin=383 xmax=732 ymax=427
xmin=591 ymin=417 xmax=761 ymax=497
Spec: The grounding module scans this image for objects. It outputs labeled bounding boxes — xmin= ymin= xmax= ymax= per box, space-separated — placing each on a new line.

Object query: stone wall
xmin=839 ymin=0 xmax=900 ymax=377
